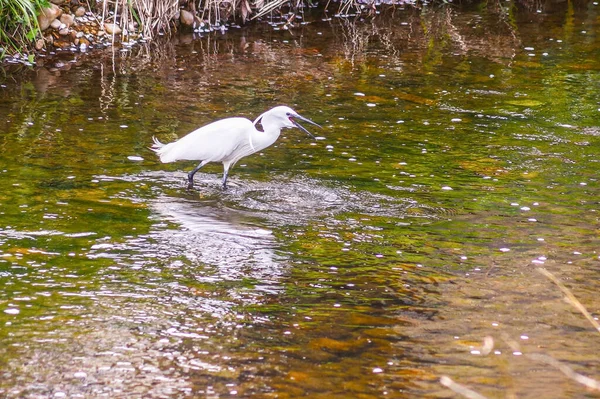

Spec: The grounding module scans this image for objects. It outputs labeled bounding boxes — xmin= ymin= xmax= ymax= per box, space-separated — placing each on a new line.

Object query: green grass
xmin=0 ymin=0 xmax=49 ymax=60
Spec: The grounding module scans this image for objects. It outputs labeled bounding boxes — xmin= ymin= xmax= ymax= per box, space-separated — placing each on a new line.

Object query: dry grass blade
xmin=537 ymin=268 xmax=600 ymax=335
xmin=252 ymin=0 xmax=289 ymax=20
xmin=440 ymin=376 xmax=489 ymax=399
xmin=528 ymin=353 xmax=600 ymax=391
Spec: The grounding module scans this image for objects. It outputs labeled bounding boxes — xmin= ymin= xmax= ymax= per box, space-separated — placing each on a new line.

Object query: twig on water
xmin=440 ymin=376 xmax=489 ymax=399
xmin=528 ymin=353 xmax=600 ymax=391
xmin=536 ymin=268 xmax=600 ymax=335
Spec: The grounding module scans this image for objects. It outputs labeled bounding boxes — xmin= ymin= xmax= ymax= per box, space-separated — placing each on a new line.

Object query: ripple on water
xmin=101 ymin=170 xmax=437 ymax=224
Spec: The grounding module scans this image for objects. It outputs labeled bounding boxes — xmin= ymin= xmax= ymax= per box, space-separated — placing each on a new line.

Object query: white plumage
xmin=151 ymin=106 xmax=320 ymax=189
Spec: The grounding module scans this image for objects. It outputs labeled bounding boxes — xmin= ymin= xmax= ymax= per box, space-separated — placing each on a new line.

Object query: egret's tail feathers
xmin=150 ymin=136 xmax=181 ymax=163
xmin=151 ymin=136 xmax=165 ymax=150
xmin=149 ymin=136 xmax=174 ymax=163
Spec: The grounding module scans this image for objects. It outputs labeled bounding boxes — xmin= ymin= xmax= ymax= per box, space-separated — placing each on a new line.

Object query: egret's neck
xmin=252 ymin=115 xmax=283 ymax=152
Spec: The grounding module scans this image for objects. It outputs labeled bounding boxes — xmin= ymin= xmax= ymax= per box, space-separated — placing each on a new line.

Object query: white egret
xmin=151 ymin=105 xmax=321 ymax=189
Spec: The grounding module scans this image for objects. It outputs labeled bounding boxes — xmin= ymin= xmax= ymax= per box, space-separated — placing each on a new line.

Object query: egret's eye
xmin=285 ymin=112 xmax=291 ymax=117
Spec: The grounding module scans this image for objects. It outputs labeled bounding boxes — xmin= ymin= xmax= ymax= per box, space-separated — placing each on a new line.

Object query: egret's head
xmin=272 ymin=105 xmax=321 ymax=138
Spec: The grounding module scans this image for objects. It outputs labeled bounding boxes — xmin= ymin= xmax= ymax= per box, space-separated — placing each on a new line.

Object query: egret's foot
xmin=187 ymin=174 xmax=195 ymax=189
xmin=221 ymin=183 xmax=228 ymax=190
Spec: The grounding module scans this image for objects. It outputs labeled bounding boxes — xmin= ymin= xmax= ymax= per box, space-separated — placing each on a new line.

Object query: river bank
xmin=3 ymin=0 xmax=326 ymax=66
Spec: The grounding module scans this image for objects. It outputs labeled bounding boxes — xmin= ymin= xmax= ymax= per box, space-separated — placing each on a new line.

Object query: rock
xmin=35 ymin=39 xmax=45 ymax=50
xmin=37 ymin=4 xmax=62 ymax=31
xmin=104 ymin=23 xmax=121 ymax=35
xmin=58 ymin=28 xmax=69 ymax=36
xmin=74 ymin=6 xmax=86 ymax=17
xmin=44 ymin=35 xmax=54 ymax=45
xmin=79 ymin=37 xmax=90 ymax=47
xmin=50 ymin=0 xmax=65 ymax=4
xmin=50 ymin=19 xmax=62 ymax=30
xmin=60 ymin=14 xmax=75 ymax=28
xmin=180 ymin=10 xmax=194 ymax=26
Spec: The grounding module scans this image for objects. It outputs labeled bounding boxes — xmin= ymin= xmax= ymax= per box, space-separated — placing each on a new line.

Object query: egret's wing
xmin=154 ymin=117 xmax=254 ymax=163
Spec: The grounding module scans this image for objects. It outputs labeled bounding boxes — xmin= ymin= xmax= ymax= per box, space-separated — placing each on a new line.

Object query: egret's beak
xmin=291 ymin=114 xmax=321 ymax=139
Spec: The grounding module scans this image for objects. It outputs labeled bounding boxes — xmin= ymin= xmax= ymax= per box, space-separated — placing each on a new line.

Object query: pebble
xmin=75 ymin=6 xmax=86 ymax=17
xmin=104 ymin=23 xmax=122 ymax=35
xmin=50 ymin=19 xmax=62 ymax=30
xmin=60 ymin=13 xmax=75 ymax=28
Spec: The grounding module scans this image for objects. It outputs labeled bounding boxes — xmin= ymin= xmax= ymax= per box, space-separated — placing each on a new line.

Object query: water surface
xmin=0 ymin=3 xmax=599 ymax=398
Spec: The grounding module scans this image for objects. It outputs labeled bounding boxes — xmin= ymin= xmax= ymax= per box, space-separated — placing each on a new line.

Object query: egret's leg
xmin=221 ymin=163 xmax=231 ymax=190
xmin=188 ymin=161 xmax=208 ymax=189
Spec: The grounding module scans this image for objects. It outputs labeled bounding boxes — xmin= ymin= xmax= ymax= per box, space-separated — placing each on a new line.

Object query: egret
xmin=151 ymin=105 xmax=321 ymax=189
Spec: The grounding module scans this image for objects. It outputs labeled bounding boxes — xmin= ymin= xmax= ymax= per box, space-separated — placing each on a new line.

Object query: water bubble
xmin=499 ymin=248 xmax=510 ymax=252
xmin=127 ymin=156 xmax=144 ymax=161
xmin=373 ymin=367 xmax=383 ymax=373
xmin=354 ymin=92 xmax=365 ymax=96
xmin=441 ymin=186 xmax=453 ymax=190
xmin=4 ymin=308 xmax=19 ymax=315
xmin=366 ymin=103 xmax=376 ymax=107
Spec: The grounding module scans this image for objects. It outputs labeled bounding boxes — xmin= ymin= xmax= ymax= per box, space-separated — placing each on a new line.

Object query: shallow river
xmin=0 ymin=2 xmax=599 ymax=398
